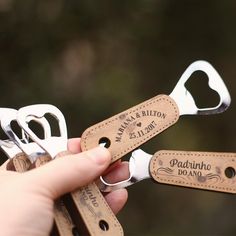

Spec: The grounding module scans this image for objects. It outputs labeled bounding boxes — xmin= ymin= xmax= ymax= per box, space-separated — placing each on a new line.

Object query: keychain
xmin=80 ymin=60 xmax=231 ymax=162
xmin=100 ymin=149 xmax=236 ymax=194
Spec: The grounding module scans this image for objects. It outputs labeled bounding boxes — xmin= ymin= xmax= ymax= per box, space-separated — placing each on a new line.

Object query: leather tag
xmin=32 ymin=155 xmax=52 ymax=168
xmin=76 ymin=94 xmax=180 ymax=235
xmin=81 ymin=95 xmax=179 ymax=163
xmin=69 ymin=182 xmax=124 ymax=236
xmin=55 ymin=151 xmax=124 ymax=236
xmin=150 ymin=150 xmax=236 ymax=193
xmin=54 ymin=199 xmax=78 ymax=236
xmin=6 ymin=153 xmax=31 ymax=172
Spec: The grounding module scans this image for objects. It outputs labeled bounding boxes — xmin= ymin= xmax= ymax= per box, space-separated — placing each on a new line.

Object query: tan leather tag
xmin=81 ymin=95 xmax=179 ymax=162
xmin=150 ymin=150 xmax=236 ymax=193
xmin=55 ymin=151 xmax=124 ymax=236
xmin=69 ymin=182 xmax=123 ymax=236
xmin=6 ymin=153 xmax=31 ymax=172
xmin=54 ymin=199 xmax=78 ymax=236
xmin=32 ymin=155 xmax=52 ymax=168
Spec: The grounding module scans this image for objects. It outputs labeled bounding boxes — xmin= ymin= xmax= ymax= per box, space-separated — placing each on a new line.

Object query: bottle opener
xmin=0 ymin=107 xmax=76 ymax=236
xmin=78 ymin=60 xmax=230 ymax=234
xmin=0 ymin=108 xmax=51 ymax=171
xmin=100 ymin=149 xmax=236 ymax=194
xmin=17 ymin=104 xmax=124 ymax=236
xmin=80 ymin=60 xmax=231 ymax=163
xmin=0 ymin=108 xmax=50 ymax=163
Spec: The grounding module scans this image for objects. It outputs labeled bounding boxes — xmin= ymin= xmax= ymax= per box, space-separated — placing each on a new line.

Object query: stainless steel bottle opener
xmin=80 ymin=60 xmax=231 ymax=163
xmin=0 ymin=107 xmax=77 ymax=236
xmin=0 ymin=60 xmax=230 ymax=236
xmin=0 ymin=108 xmax=51 ymax=163
xmin=100 ymin=149 xmax=236 ymax=194
xmin=0 ymin=108 xmax=51 ymax=162
xmin=17 ymin=104 xmax=124 ymax=236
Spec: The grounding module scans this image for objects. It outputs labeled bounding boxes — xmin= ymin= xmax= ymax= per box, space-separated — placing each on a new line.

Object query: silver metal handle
xmin=99 ymin=149 xmax=152 ymax=192
xmin=17 ymin=104 xmax=67 ymax=158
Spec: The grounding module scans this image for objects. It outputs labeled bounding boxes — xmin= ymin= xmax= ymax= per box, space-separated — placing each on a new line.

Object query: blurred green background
xmin=1 ymin=0 xmax=236 ymax=235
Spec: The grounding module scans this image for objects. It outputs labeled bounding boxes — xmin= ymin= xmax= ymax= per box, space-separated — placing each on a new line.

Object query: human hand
xmin=0 ymin=138 xmax=128 ymax=236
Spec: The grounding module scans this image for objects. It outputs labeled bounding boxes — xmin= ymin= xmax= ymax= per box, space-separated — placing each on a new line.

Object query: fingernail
xmin=87 ymin=147 xmax=111 ymax=165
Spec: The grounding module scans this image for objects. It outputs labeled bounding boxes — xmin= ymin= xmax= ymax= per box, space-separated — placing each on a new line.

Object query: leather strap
xmin=150 ymin=150 xmax=236 ymax=193
xmin=81 ymin=94 xmax=179 ymax=163
xmin=6 ymin=153 xmax=31 ymax=172
xmin=56 ymin=151 xmax=124 ymax=236
xmin=76 ymin=94 xmax=179 ymax=235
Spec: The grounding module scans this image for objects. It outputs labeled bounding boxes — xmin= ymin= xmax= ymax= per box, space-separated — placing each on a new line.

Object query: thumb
xmin=25 ymin=147 xmax=111 ymax=199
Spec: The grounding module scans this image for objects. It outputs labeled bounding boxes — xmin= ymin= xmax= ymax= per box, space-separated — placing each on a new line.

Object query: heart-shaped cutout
xmin=185 ymin=71 xmax=219 ymax=108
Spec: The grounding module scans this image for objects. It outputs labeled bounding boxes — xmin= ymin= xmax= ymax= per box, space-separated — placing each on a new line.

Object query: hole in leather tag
xmin=99 ymin=220 xmax=109 ymax=231
xmin=72 ymin=226 xmax=80 ymax=236
xmin=185 ymin=71 xmax=220 ymax=108
xmin=225 ymin=167 xmax=236 ymax=178
xmin=99 ymin=137 xmax=111 ymax=148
